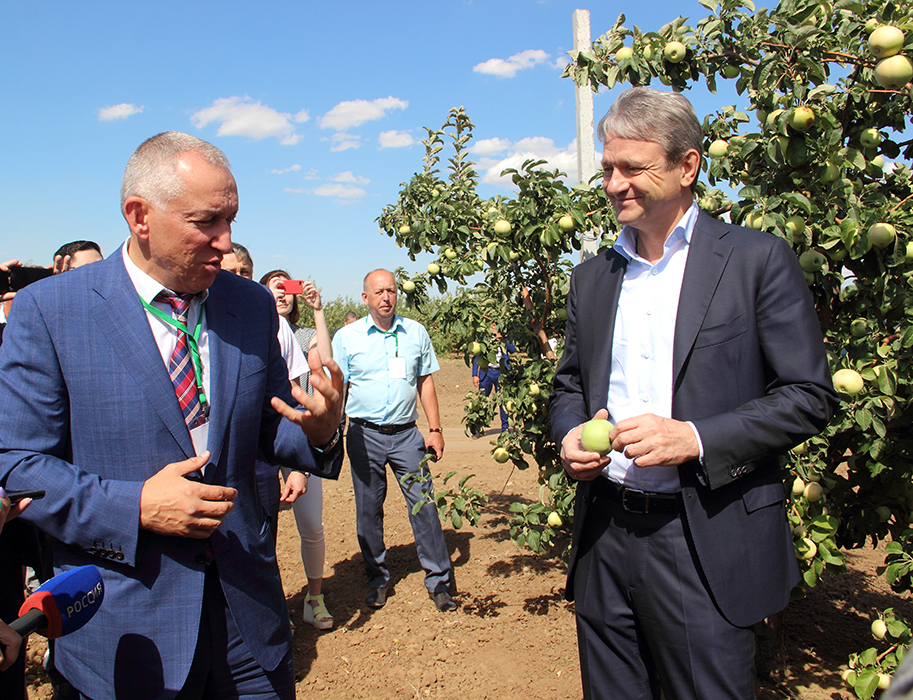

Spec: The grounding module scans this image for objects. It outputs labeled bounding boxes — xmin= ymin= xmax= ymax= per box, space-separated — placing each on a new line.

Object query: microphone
xmin=10 ymin=565 xmax=104 ymax=638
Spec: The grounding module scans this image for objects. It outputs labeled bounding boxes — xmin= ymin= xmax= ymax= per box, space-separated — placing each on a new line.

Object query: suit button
xmin=116 ymin=551 xmax=124 ymax=561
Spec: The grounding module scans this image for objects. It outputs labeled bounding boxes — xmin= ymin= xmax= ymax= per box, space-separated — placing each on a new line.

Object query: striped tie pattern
xmin=158 ymin=292 xmax=203 ymax=429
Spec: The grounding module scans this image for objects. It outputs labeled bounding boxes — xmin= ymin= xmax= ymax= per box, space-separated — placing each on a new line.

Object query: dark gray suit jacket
xmin=550 ymin=211 xmax=837 ymax=627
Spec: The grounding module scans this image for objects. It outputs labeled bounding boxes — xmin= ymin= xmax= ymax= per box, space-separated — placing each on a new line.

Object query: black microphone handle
xmin=9 ymin=608 xmax=47 ymax=637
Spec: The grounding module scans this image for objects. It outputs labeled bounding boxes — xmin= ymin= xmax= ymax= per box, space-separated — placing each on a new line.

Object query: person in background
xmin=0 ymin=487 xmax=32 ymax=693
xmin=332 ymin=269 xmax=455 ymax=613
xmin=550 ymin=87 xmax=836 ymax=699
xmin=343 ymin=311 xmax=357 ymax=325
xmin=259 ymin=269 xmax=334 ymax=630
xmin=471 ymin=323 xmax=515 ymax=434
xmin=221 ymin=242 xmax=254 ymax=280
xmin=52 ymin=241 xmax=103 ymax=274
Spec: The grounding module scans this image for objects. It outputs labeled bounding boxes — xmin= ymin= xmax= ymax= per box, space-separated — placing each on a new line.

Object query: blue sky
xmin=1 ymin=0 xmax=740 ymax=301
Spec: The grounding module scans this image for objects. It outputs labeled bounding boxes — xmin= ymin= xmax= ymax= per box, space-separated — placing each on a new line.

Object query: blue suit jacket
xmin=0 ymin=253 xmax=341 ymax=698
xmin=550 ymin=212 xmax=838 ymax=627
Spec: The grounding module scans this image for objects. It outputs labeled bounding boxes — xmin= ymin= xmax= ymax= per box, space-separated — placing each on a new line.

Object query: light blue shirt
xmin=332 ymin=313 xmax=439 ymax=424
xmin=604 ymin=202 xmax=704 ymax=493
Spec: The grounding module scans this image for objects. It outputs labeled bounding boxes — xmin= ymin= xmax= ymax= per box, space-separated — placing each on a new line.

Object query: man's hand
xmin=561 ymin=409 xmax=613 ymax=481
xmin=611 ymin=414 xmax=699 ymax=467
xmin=425 ymin=431 xmax=444 ymax=461
xmin=280 ymin=470 xmax=308 ymax=503
xmin=0 ymin=620 xmax=21 ymax=671
xmin=140 ymin=452 xmax=237 ymax=538
xmin=271 ymin=347 xmax=345 ymax=447
xmin=52 ymin=254 xmax=72 ymax=275
xmin=472 ymin=376 xmax=480 ymax=389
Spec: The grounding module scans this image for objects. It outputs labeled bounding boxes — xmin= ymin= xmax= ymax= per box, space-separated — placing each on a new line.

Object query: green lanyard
xmin=140 ymin=295 xmax=208 ymax=410
xmin=383 ymin=330 xmax=399 ymax=357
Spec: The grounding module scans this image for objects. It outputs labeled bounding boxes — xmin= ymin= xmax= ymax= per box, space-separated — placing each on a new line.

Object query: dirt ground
xmin=24 ymin=357 xmax=913 ymax=699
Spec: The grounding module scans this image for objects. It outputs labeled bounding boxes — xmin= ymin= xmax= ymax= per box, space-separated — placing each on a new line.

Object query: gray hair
xmin=597 ymin=87 xmax=703 ymax=175
xmin=120 ymin=132 xmax=231 ymax=210
xmin=231 ymin=242 xmax=253 ymax=268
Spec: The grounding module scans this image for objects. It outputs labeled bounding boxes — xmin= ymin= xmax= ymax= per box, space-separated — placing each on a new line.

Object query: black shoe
xmin=431 ymin=590 xmax=457 ymax=612
xmin=366 ymin=586 xmax=387 ymax=608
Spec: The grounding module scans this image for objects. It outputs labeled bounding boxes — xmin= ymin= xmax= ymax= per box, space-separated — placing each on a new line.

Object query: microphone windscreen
xmin=17 ymin=565 xmax=104 ymax=638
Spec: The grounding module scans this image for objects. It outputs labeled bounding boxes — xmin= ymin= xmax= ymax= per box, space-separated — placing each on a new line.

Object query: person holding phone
xmin=259 ymin=269 xmax=334 ymax=630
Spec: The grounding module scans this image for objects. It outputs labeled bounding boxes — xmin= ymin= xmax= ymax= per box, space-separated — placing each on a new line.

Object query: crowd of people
xmin=0 ymin=85 xmax=866 ymax=700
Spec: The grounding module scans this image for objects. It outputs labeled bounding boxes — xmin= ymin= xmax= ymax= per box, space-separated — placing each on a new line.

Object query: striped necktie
xmin=157 ymin=292 xmax=203 ymax=429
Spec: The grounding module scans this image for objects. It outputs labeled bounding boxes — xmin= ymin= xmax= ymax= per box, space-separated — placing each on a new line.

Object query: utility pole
xmin=573 ymin=9 xmax=600 ymax=262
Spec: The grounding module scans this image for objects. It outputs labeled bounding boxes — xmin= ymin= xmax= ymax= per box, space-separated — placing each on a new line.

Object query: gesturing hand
xmin=611 ymin=413 xmax=699 ymax=467
xmin=140 ymin=452 xmax=237 ymax=538
xmin=560 ymin=409 xmax=613 ymax=481
xmin=301 ymin=281 xmax=323 ymax=311
xmin=271 ymin=347 xmax=345 ymax=447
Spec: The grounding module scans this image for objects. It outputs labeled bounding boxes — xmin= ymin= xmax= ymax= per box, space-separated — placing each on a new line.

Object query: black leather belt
xmin=349 ymin=417 xmax=416 ymax=435
xmin=591 ymin=477 xmax=681 ymax=515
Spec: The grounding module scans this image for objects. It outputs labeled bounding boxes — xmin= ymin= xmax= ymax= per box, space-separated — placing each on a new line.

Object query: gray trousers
xmin=346 ymin=423 xmax=452 ymax=593
xmin=574 ymin=495 xmax=756 ymax=700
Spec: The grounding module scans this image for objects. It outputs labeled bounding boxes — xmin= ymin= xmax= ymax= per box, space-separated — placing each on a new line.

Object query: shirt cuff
xmin=685 ymin=421 xmax=705 ymax=463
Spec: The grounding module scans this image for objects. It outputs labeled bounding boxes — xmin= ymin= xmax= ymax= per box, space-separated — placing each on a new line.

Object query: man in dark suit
xmin=0 ymin=132 xmax=344 ymax=699
xmin=550 ymin=87 xmax=837 ymax=699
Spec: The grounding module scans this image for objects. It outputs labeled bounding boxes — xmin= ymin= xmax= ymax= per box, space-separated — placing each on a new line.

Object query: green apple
xmin=708 ymin=139 xmax=729 ymax=158
xmin=804 ymin=482 xmax=824 ymax=502
xmin=494 ymin=219 xmax=512 ymax=236
xmin=469 ymin=341 xmax=482 ymax=356
xmin=765 ymin=108 xmax=785 ymax=130
xmin=615 ymin=46 xmax=633 ymax=60
xmin=558 ymin=215 xmax=575 ymax=231
xmin=398 ymin=224 xmax=411 ymax=235
xmin=504 ymin=400 xmax=515 ymax=413
xmin=663 ymin=41 xmax=687 ymax=63
xmin=870 ymin=155 xmax=886 ymax=172
xmin=799 ymin=537 xmax=817 ymax=560
xmin=444 ymin=248 xmax=458 ymax=260
xmin=850 ymin=318 xmax=867 ymax=337
xmin=905 ymin=241 xmax=913 ymax=262
xmin=799 ymin=250 xmax=826 ymax=272
xmin=833 ymin=368 xmax=864 ymax=395
xmin=878 ymin=673 xmax=891 ymax=691
xmin=789 ymin=106 xmax=815 ymax=131
xmin=427 ymin=262 xmax=440 ymax=276
xmin=868 ymin=222 xmax=895 ymax=248
xmin=642 ymin=45 xmax=653 ymax=60
xmin=721 ymin=64 xmax=740 ymax=79
xmin=843 ymin=669 xmax=858 ymax=687
xmin=785 ymin=216 xmax=806 ymax=241
xmin=865 ymin=18 xmax=880 ymax=34
xmin=493 ymin=447 xmax=510 ymax=463
xmin=547 ymin=511 xmax=563 ymax=528
xmin=871 ymin=618 xmax=888 ymax=640
xmin=528 ymin=382 xmax=540 ymax=397
xmin=860 ymin=127 xmax=882 ymax=148
xmin=555 ymin=308 xmax=568 ymax=321
xmin=580 ymin=418 xmax=614 ymax=455
xmin=874 ymin=55 xmax=913 ymax=90
xmin=820 ymin=163 xmax=841 ymax=183
xmin=402 ymin=279 xmax=416 ymax=293
xmin=508 ymin=250 xmax=521 ymax=261
xmin=876 ymin=505 xmax=892 ymax=523
xmin=487 ymin=206 xmax=499 ymax=217
xmin=431 ymin=188 xmax=440 ymax=198
xmin=792 ymin=477 xmax=806 ymax=498
xmin=791 ymin=441 xmax=807 ymax=455
xmin=868 ymin=25 xmax=905 ymax=58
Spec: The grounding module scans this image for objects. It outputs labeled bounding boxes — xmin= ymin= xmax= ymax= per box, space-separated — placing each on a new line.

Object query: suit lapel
xmin=91 ymin=257 xmax=196 ymax=457
xmin=203 ymin=286 xmax=241 ymax=482
xmin=673 ymin=212 xmax=734 ymax=384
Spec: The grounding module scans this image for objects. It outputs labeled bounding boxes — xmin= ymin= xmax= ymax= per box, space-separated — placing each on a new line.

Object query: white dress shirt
xmin=604 ymin=203 xmax=704 ymax=493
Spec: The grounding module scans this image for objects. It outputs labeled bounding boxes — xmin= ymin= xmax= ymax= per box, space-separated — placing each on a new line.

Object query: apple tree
xmin=563 ymin=0 xmax=913 ymax=694
xmin=377 ymin=107 xmax=610 ymax=554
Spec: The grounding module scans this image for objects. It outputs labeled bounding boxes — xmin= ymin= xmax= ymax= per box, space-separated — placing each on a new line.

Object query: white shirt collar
xmin=614 ymin=202 xmax=700 ymax=264
xmin=121 ymin=240 xmax=209 ymax=304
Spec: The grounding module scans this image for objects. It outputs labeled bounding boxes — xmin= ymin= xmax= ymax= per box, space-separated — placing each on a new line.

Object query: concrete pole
xmin=573 ymin=9 xmax=600 ymax=263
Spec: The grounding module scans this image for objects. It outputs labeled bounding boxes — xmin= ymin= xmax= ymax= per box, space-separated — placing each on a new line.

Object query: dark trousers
xmin=574 ymin=496 xmax=756 ymax=700
xmin=346 ymin=423 xmax=452 ymax=593
xmin=478 ymin=370 xmax=508 ymax=430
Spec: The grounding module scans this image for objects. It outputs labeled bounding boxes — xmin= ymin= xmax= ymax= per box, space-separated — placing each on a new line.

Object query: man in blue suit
xmin=0 ymin=132 xmax=344 ymax=699
xmin=550 ymin=88 xmax=837 ymax=699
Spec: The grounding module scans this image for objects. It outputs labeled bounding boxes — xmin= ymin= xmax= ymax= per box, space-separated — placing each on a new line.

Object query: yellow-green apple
xmin=494 ymin=219 xmax=512 ymax=235
xmin=850 ymin=318 xmax=867 ymax=337
xmin=785 ymin=216 xmax=806 ymax=241
xmin=874 ymin=55 xmax=913 ymax=89
xmin=493 ymin=447 xmax=510 ymax=463
xmin=833 ymin=368 xmax=864 ymax=395
xmin=399 ymin=224 xmax=411 ymax=234
xmin=868 ymin=222 xmax=895 ymax=248
xmin=469 ymin=341 xmax=482 ymax=356
xmin=708 ymin=139 xmax=729 ymax=158
xmin=547 ymin=511 xmax=563 ymax=528
xmin=871 ymin=619 xmax=888 ymax=640
xmin=865 ymin=18 xmax=879 ymax=34
xmin=799 ymin=250 xmax=826 ymax=271
xmin=906 ymin=241 xmax=913 ymax=262
xmin=792 ymin=477 xmax=806 ymax=498
xmin=721 ymin=64 xmax=740 ymax=79
xmin=402 ymin=279 xmax=416 ymax=293
xmin=558 ymin=215 xmax=574 ymax=231
xmin=860 ymin=128 xmax=882 ymax=148
xmin=427 ymin=262 xmax=440 ymax=276
xmin=508 ymin=250 xmax=521 ymax=261
xmin=789 ymin=106 xmax=816 ymax=131
xmin=615 ymin=46 xmax=633 ymax=60
xmin=799 ymin=537 xmax=817 ymax=560
xmin=868 ymin=25 xmax=905 ymax=58
xmin=444 ymin=248 xmax=458 ymax=260
xmin=580 ymin=418 xmax=614 ymax=455
xmin=820 ymin=163 xmax=841 ymax=183
xmin=528 ymin=382 xmax=540 ymax=397
xmin=663 ymin=41 xmax=687 ymax=63
xmin=804 ymin=482 xmax=824 ymax=502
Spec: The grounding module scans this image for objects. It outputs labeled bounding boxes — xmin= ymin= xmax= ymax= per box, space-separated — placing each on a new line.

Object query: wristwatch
xmin=311 ymin=425 xmax=342 ymax=454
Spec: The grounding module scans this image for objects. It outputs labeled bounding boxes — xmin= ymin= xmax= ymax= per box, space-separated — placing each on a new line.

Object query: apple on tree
xmin=494 ymin=219 xmax=512 ymax=236
xmin=833 ymin=368 xmax=864 ymax=396
xmin=874 ymin=55 xmax=913 ymax=90
xmin=868 ymin=25 xmax=904 ymax=59
xmin=708 ymin=139 xmax=729 ymax=159
xmin=615 ymin=46 xmax=633 ymax=61
xmin=663 ymin=40 xmax=687 ymax=63
xmin=402 ymin=279 xmax=416 ymax=293
xmin=789 ymin=106 xmax=815 ymax=132
xmin=558 ymin=215 xmax=575 ymax=231
xmin=867 ymin=222 xmax=895 ymax=249
xmin=859 ymin=128 xmax=882 ymax=148
xmin=427 ymin=262 xmax=441 ymax=276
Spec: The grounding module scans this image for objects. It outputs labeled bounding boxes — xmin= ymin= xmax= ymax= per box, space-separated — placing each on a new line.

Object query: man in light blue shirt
xmin=332 ymin=269 xmax=455 ymax=612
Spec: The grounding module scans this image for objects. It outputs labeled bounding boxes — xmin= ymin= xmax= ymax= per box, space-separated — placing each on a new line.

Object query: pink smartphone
xmin=281 ymin=279 xmax=303 ymax=294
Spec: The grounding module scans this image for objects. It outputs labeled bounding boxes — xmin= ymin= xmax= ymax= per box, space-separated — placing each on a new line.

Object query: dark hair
xmin=259 ymin=269 xmax=299 ymax=324
xmin=54 ymin=240 xmax=102 ymax=259
xmin=231 ymin=242 xmax=253 ymax=270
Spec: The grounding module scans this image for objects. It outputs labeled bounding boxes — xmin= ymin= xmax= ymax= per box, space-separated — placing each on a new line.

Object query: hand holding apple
xmin=610 ymin=413 xmax=700 ymax=467
xmin=559 ymin=409 xmax=613 ymax=481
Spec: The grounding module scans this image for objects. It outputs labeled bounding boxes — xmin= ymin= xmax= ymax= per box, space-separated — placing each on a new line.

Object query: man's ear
xmin=123 ymin=197 xmax=152 ymax=240
xmin=679 ymin=149 xmax=702 ymax=188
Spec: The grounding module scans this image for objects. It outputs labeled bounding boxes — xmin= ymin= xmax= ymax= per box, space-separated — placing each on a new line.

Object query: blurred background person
xmin=260 ymin=269 xmax=334 ymax=631
xmin=471 ymin=323 xmax=515 ymax=435
xmin=52 ymin=241 xmax=103 ymax=274
xmin=0 ymin=487 xmax=34 ymax=693
xmin=221 ymin=242 xmax=253 ymax=280
xmin=344 ymin=311 xmax=357 ymax=325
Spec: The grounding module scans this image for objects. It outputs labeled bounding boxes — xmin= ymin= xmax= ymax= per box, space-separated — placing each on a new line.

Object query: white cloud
xmin=472 ymin=49 xmax=550 ymax=78
xmin=476 ymin=137 xmax=594 ymax=188
xmin=328 ymin=132 xmax=361 ymax=152
xmin=98 ymin=103 xmax=143 ymax=121
xmin=311 ymin=183 xmax=367 ymax=199
xmin=271 ymin=164 xmax=302 ymax=174
xmin=302 ymin=168 xmax=321 ymax=180
xmin=318 ymin=96 xmax=408 ymax=131
xmin=191 ymin=96 xmax=307 ymax=145
xmin=331 ymin=171 xmax=370 ymax=185
xmin=378 ymin=130 xmax=415 ymax=149
xmin=471 ymin=137 xmax=511 ymax=156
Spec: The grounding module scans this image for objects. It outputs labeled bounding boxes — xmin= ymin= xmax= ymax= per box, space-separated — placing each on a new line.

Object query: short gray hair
xmin=597 ymin=87 xmax=703 ymax=172
xmin=120 ymin=132 xmax=231 ymax=210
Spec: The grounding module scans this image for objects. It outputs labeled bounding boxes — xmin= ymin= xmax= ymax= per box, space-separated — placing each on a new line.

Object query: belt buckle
xmin=379 ymin=424 xmax=395 ymax=435
xmin=621 ymin=488 xmax=648 ymax=514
